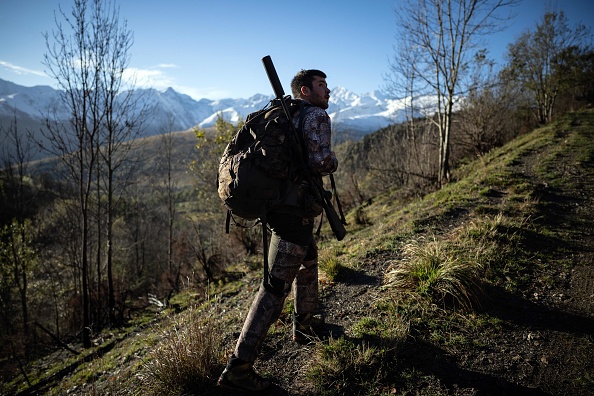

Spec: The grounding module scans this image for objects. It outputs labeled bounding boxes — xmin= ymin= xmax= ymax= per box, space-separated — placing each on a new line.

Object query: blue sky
xmin=1 ymin=0 xmax=592 ymax=100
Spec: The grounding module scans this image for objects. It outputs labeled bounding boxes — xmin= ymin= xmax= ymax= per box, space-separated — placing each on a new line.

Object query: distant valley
xmin=0 ymin=78 xmax=405 ymax=161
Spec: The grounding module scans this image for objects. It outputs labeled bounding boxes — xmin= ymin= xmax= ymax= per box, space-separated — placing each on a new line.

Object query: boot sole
xmin=217 ymin=376 xmax=271 ymax=393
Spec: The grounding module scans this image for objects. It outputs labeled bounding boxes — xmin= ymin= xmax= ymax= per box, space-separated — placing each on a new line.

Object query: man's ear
xmin=300 ymin=86 xmax=310 ymax=98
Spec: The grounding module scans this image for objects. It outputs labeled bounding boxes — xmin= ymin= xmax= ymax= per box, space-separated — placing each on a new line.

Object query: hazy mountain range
xmin=0 ymin=78 xmax=406 ymax=160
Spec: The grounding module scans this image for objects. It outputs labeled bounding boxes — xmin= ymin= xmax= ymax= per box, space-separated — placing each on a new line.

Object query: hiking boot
xmin=293 ymin=312 xmax=325 ymax=344
xmin=217 ymin=360 xmax=271 ymax=392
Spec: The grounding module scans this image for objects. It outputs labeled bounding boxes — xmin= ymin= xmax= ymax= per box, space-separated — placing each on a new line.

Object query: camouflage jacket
xmin=274 ymin=100 xmax=337 ymax=218
xmin=294 ymin=99 xmax=338 ymax=176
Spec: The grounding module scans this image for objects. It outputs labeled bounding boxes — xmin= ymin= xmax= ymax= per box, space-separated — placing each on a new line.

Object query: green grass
xmin=318 ymin=245 xmax=349 ymax=281
xmin=309 ymin=337 xmax=392 ymax=396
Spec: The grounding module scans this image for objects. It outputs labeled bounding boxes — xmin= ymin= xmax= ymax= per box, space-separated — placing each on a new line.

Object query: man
xmin=218 ymin=69 xmax=337 ymax=392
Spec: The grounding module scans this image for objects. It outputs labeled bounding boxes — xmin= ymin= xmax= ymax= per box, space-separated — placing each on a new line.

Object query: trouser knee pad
xmin=265 ymin=275 xmax=290 ymax=297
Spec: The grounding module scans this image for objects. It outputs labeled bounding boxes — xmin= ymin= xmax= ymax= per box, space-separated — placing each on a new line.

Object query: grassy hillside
xmin=26 ymin=127 xmax=202 ymax=188
xmin=5 ymin=109 xmax=594 ymax=395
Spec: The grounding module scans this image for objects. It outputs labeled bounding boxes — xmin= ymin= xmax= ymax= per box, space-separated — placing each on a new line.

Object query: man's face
xmin=302 ymin=76 xmax=330 ymax=109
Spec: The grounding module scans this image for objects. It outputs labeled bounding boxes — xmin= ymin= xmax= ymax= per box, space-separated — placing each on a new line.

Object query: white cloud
xmin=124 ymin=66 xmax=173 ymax=89
xmin=0 ymin=60 xmax=46 ymax=77
xmin=0 ymin=60 xmax=229 ymax=100
xmin=156 ymin=63 xmax=178 ymax=69
xmin=178 ymin=86 xmax=232 ymax=100
xmin=123 ymin=64 xmax=230 ymax=100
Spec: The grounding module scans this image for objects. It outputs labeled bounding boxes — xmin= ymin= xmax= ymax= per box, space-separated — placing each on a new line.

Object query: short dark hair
xmin=291 ymin=69 xmax=327 ymax=98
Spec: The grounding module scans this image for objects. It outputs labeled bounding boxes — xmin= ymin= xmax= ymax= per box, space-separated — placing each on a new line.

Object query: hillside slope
xmin=248 ymin=109 xmax=594 ymax=395
xmin=7 ymin=109 xmax=593 ymax=395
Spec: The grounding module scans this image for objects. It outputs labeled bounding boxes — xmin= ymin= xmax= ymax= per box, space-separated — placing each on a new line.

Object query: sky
xmin=1 ymin=0 xmax=593 ymax=101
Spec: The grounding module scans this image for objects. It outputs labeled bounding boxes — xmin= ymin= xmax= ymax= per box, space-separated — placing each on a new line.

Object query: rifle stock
xmin=261 ymin=55 xmax=347 ymax=241
xmin=324 ymin=201 xmax=347 ymax=241
xmin=311 ymin=178 xmax=347 ymax=241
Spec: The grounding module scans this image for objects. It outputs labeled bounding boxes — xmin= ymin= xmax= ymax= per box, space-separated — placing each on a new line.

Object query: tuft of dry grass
xmin=383 ymin=212 xmax=531 ymax=313
xmin=384 ymin=237 xmax=485 ymax=312
xmin=137 ymin=307 xmax=225 ymax=395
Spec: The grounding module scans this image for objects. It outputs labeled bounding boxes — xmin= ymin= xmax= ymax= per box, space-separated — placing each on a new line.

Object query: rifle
xmin=261 ymin=55 xmax=347 ymax=241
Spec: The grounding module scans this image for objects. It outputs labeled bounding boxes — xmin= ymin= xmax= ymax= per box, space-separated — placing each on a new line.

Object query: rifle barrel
xmin=262 ymin=55 xmax=285 ymax=99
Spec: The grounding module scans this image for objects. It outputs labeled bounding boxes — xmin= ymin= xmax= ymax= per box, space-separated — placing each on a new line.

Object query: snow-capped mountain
xmin=0 ymin=78 xmax=406 ymax=160
xmin=327 ymin=87 xmax=407 ymax=135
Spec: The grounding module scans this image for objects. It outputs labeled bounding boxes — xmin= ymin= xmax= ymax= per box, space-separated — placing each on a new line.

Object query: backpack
xmin=217 ymin=97 xmax=346 ymax=290
xmin=217 ymin=98 xmax=307 ymax=223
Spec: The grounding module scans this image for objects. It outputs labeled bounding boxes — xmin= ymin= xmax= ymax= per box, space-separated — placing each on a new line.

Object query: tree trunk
xmin=107 ymin=167 xmax=115 ymax=325
xmin=82 ymin=212 xmax=91 ymax=348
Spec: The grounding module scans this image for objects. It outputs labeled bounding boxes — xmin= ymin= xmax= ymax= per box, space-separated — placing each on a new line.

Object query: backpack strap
xmin=226 ymin=209 xmax=272 ymax=289
xmin=297 ymin=101 xmax=310 ymax=153
xmin=225 ymin=210 xmax=231 ymax=234
xmin=294 ymin=101 xmax=312 ymax=179
xmin=298 ymin=101 xmax=308 ymax=131
xmin=261 ymin=211 xmax=271 ymax=290
xmin=315 ymin=212 xmax=323 ymax=237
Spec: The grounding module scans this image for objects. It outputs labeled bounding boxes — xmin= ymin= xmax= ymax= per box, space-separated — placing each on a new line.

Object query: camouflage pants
xmin=234 ymin=217 xmax=318 ymax=363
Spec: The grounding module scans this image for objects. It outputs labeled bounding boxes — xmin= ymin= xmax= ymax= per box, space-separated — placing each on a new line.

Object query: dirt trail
xmin=443 ymin=126 xmax=594 ymax=395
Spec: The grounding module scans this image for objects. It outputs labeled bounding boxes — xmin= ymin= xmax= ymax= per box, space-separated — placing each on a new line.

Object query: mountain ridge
xmin=0 ymin=77 xmax=402 ymax=138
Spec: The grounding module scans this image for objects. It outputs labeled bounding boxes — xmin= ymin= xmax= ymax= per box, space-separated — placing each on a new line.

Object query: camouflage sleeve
xmin=300 ymin=107 xmax=338 ymax=175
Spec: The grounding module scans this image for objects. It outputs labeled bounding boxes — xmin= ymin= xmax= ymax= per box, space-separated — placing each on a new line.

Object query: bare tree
xmin=153 ymin=113 xmax=183 ymax=300
xmin=41 ymin=0 xmax=142 ymax=345
xmin=504 ymin=10 xmax=591 ymax=124
xmin=388 ymin=0 xmax=519 ymax=187
xmin=456 ymin=52 xmax=520 ymax=156
xmin=95 ymin=0 xmax=148 ymax=324
xmin=0 ymin=220 xmax=37 ymax=355
xmin=191 ymin=115 xmax=252 ymax=272
xmin=42 ymin=0 xmax=102 ymax=348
